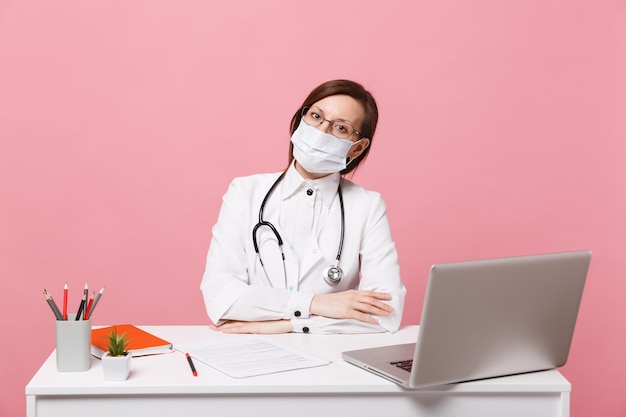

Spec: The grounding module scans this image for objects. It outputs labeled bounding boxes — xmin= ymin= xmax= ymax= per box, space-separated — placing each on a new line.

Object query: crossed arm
xmin=210 ymin=289 xmax=394 ymax=334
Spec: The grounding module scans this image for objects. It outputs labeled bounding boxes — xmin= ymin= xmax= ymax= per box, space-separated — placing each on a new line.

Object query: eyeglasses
xmin=301 ymin=106 xmax=362 ymax=140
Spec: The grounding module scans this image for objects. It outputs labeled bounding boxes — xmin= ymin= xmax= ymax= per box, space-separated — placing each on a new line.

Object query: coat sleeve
xmin=291 ymin=188 xmax=406 ymax=334
xmin=200 ymin=176 xmax=312 ymax=324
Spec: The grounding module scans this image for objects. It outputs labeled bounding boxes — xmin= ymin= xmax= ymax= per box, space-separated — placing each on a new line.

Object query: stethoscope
xmin=252 ymin=171 xmax=345 ymax=287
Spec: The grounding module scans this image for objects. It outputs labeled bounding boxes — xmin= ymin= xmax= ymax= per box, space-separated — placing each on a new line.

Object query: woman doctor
xmin=201 ymin=79 xmax=405 ymax=334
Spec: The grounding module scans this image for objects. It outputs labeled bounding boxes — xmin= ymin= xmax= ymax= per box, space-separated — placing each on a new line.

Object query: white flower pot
xmin=102 ymin=352 xmax=132 ymax=381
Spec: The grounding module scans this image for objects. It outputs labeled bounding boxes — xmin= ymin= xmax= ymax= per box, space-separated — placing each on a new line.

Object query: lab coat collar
xmin=282 ymin=161 xmax=341 ymax=209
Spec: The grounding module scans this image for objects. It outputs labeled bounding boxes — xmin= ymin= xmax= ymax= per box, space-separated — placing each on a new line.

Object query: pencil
xmin=87 ymin=287 xmax=104 ymax=319
xmin=84 ymin=291 xmax=95 ymax=320
xmin=186 ymin=353 xmax=198 ymax=376
xmin=62 ymin=282 xmax=68 ymax=320
xmin=75 ymin=283 xmax=88 ymax=320
xmin=43 ymin=289 xmax=64 ymax=320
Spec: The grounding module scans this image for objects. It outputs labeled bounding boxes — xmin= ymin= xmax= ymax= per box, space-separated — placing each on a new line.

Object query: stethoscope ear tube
xmin=322 ymin=185 xmax=345 ymax=285
xmin=253 ymin=171 xmax=345 ymax=287
xmin=252 ymin=221 xmax=283 ymax=255
xmin=253 ymin=172 xmax=287 ymax=259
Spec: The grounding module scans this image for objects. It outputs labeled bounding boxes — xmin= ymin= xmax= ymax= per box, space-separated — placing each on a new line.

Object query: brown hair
xmin=288 ymin=79 xmax=379 ymax=175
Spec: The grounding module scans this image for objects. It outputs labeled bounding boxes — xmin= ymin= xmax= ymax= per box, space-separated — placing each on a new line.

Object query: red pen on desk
xmin=185 ymin=353 xmax=198 ymax=377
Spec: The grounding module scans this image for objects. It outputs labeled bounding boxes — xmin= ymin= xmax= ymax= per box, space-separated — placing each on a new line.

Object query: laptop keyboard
xmin=390 ymin=359 xmax=413 ymax=372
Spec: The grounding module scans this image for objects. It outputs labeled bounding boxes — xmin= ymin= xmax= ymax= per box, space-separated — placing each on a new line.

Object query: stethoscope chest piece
xmin=323 ymin=265 xmax=343 ymax=285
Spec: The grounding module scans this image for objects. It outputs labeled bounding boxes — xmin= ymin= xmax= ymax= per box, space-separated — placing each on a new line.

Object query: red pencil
xmin=62 ymin=282 xmax=68 ymax=320
xmin=86 ymin=287 xmax=104 ymax=319
xmin=84 ymin=291 xmax=95 ymax=320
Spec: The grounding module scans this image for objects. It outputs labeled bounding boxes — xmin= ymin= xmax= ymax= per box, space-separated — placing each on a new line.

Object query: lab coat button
xmin=306 ymin=189 xmax=313 ymax=196
xmin=294 ymin=310 xmax=301 ymax=317
xmin=303 ymin=327 xmax=310 ymax=333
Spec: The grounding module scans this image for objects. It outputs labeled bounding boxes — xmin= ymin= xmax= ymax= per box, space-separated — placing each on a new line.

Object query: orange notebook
xmin=91 ymin=324 xmax=174 ymax=358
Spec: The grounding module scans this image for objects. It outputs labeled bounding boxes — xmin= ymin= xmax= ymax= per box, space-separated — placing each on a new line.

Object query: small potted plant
xmin=101 ymin=326 xmax=132 ymax=381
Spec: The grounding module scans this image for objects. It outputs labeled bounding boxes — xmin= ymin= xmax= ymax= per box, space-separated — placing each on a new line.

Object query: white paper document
xmin=177 ymin=335 xmax=330 ymax=378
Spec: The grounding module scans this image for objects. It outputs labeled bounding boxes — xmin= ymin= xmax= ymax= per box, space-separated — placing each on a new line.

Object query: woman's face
xmin=295 ymin=94 xmax=370 ymax=179
xmin=310 ymin=94 xmax=364 ymax=140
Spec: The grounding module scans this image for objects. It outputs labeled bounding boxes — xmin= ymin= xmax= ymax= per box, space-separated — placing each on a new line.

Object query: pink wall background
xmin=1 ymin=1 xmax=624 ymax=415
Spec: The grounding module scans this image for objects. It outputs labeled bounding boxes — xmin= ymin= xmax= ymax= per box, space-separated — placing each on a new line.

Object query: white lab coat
xmin=200 ymin=163 xmax=406 ymax=333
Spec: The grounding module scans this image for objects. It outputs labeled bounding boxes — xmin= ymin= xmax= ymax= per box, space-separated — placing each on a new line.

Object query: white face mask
xmin=291 ymin=122 xmax=360 ymax=174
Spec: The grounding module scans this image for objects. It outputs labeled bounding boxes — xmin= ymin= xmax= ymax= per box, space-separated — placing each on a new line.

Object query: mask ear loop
xmin=345 ymin=138 xmax=367 ymax=168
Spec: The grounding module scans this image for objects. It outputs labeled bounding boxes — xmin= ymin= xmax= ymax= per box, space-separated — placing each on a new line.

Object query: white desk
xmin=26 ymin=325 xmax=571 ymax=417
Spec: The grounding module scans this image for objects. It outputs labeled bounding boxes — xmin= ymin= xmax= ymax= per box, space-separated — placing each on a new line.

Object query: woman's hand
xmin=210 ymin=319 xmax=294 ymax=334
xmin=310 ymin=290 xmax=394 ymax=324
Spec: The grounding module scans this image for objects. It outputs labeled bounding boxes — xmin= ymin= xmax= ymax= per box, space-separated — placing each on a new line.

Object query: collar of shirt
xmin=281 ymin=161 xmax=341 ymax=209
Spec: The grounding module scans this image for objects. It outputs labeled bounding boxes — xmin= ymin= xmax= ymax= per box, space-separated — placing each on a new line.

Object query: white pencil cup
xmin=55 ymin=314 xmax=92 ymax=372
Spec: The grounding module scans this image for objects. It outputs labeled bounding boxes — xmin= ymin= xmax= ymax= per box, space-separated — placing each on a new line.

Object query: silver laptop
xmin=342 ymin=250 xmax=591 ymax=388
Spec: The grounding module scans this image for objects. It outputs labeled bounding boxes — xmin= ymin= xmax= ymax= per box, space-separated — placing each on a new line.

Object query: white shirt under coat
xmin=200 ymin=162 xmax=406 ymax=333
